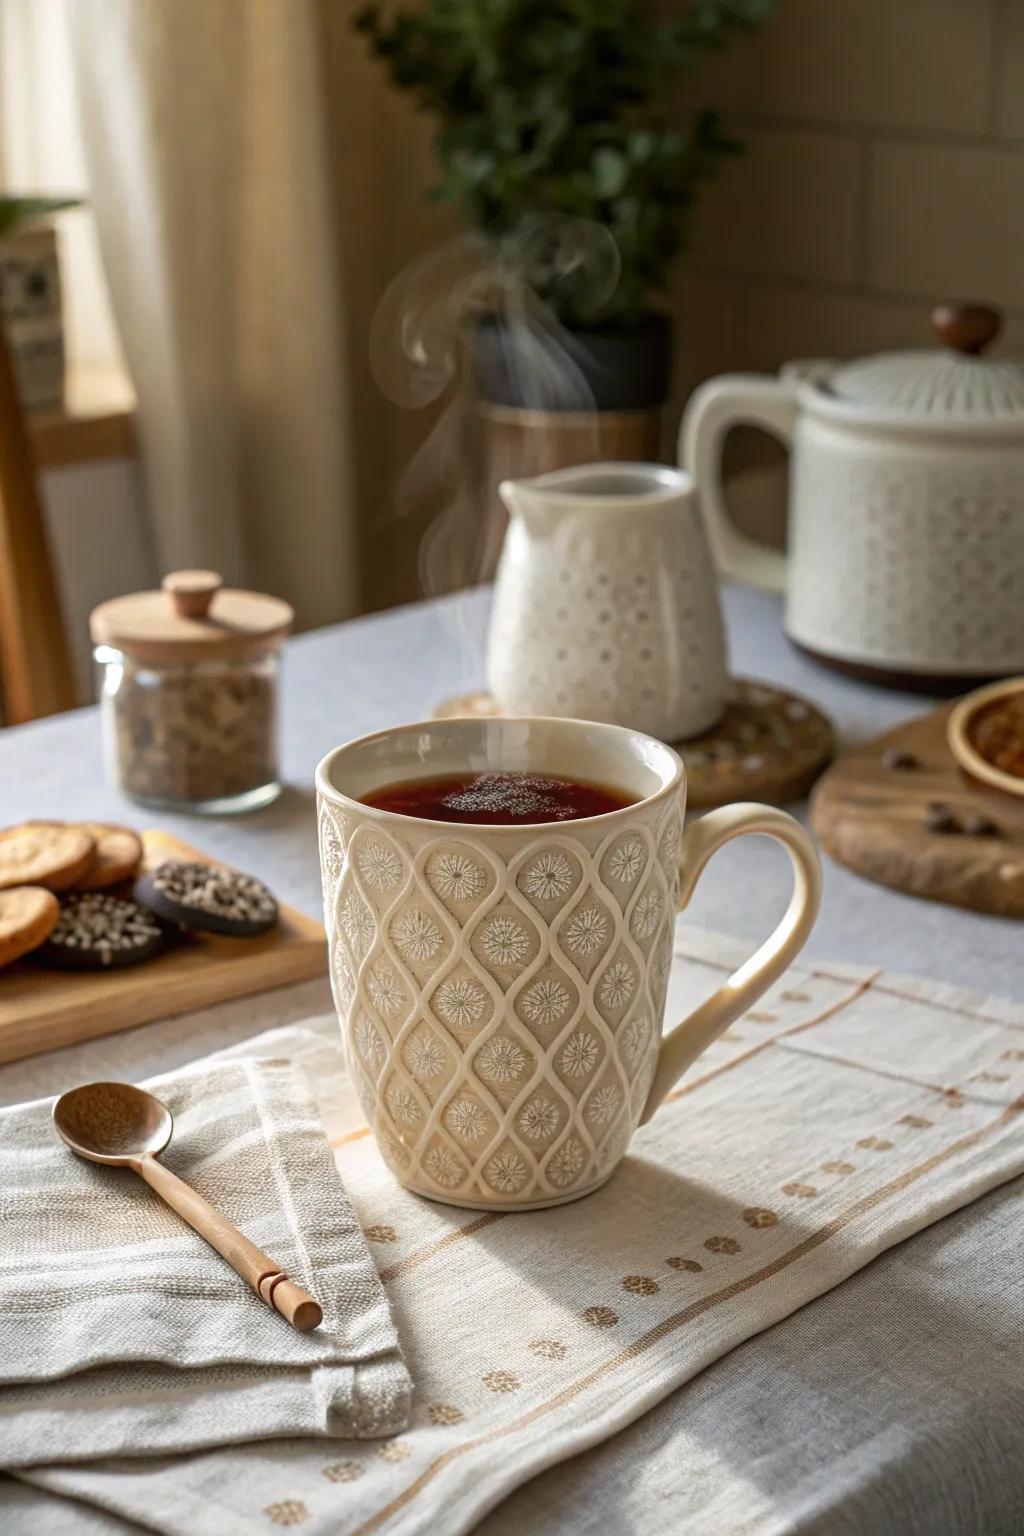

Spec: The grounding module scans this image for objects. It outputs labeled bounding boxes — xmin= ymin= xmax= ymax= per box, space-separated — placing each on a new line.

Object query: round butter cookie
xmin=0 ymin=886 xmax=60 ymax=967
xmin=75 ymin=823 xmax=144 ymax=890
xmin=0 ymin=823 xmax=96 ymax=892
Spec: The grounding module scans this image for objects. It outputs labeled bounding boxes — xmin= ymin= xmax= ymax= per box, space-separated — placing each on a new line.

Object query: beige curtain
xmin=66 ymin=0 xmax=358 ymax=628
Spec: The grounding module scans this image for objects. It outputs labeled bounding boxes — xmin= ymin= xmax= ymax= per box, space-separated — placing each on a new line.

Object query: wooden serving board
xmin=0 ymin=831 xmax=327 ymax=1067
xmin=435 ymin=678 xmax=835 ymax=810
xmin=811 ymin=705 xmax=1024 ymax=919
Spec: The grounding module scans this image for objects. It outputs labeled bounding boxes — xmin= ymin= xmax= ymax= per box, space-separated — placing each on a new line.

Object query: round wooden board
xmin=810 ymin=704 xmax=1024 ymax=919
xmin=433 ymin=679 xmax=835 ymax=810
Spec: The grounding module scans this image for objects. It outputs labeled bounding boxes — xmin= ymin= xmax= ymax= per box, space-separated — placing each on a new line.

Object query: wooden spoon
xmin=52 ymin=1080 xmax=323 ymax=1332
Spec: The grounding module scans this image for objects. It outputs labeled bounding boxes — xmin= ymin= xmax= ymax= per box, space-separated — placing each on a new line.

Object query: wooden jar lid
xmin=90 ymin=571 xmax=293 ymax=663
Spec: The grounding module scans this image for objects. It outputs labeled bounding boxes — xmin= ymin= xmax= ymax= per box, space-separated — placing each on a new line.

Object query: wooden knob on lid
xmin=932 ymin=303 xmax=1001 ymax=356
xmin=162 ymin=570 xmax=223 ymax=620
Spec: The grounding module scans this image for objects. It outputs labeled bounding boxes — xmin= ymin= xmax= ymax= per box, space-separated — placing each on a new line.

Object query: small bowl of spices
xmin=947 ymin=677 xmax=1024 ymax=801
xmin=90 ymin=571 xmax=293 ymax=815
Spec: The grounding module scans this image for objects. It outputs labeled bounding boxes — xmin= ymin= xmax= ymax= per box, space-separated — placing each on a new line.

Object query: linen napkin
xmin=0 ymin=1048 xmax=410 ymax=1468
xmin=12 ymin=926 xmax=1024 ymax=1536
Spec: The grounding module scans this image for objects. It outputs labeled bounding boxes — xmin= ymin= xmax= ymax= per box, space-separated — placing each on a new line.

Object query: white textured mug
xmin=316 ymin=717 xmax=821 ymax=1211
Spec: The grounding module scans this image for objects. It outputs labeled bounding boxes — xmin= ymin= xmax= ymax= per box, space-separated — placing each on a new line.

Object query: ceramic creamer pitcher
xmin=487 ymin=463 xmax=728 ymax=741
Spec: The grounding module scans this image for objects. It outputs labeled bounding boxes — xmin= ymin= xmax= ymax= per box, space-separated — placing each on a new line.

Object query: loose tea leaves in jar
xmin=91 ymin=572 xmax=292 ymax=814
xmin=107 ymin=657 xmax=278 ymax=809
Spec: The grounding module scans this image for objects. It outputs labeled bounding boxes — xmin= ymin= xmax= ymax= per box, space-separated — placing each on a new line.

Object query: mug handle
xmin=639 ymin=802 xmax=822 ymax=1123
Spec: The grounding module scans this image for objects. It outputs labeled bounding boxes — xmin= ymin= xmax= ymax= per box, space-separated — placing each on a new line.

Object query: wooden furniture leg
xmin=0 ymin=316 xmax=75 ymax=722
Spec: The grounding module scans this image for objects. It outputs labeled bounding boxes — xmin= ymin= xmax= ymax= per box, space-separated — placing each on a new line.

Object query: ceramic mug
xmin=316 ymin=717 xmax=821 ymax=1211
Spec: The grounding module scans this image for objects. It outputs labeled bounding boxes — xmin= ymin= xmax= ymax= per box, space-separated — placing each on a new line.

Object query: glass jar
xmin=90 ymin=571 xmax=292 ymax=815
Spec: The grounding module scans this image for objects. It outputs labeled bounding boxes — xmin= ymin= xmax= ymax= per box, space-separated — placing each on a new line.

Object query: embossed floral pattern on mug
xmin=402 ymin=1027 xmax=451 ymax=1101
xmin=485 ymin=1147 xmax=529 ymax=1194
xmin=427 ymin=849 xmax=490 ymax=910
xmin=518 ymin=1095 xmax=562 ymax=1142
xmin=391 ymin=908 xmax=444 ymax=964
xmin=357 ymin=838 xmax=403 ymax=893
xmin=353 ymin=1014 xmax=386 ymax=1074
xmin=517 ymin=849 xmax=582 ymax=912
xmin=605 ymin=835 xmax=646 ymax=885
xmin=422 ymin=1143 xmax=466 ymax=1189
xmin=480 ymin=914 xmax=531 ymax=968
xmin=586 ymin=1082 xmax=623 ymax=1127
xmin=598 ymin=958 xmax=636 ymax=1011
xmin=435 ymin=976 xmax=488 ymax=1032
xmin=443 ymin=1094 xmax=493 ymax=1144
xmin=430 ymin=967 xmax=493 ymax=1044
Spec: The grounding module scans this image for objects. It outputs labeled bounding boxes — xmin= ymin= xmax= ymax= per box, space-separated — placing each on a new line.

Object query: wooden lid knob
xmin=932 ymin=303 xmax=1001 ymax=356
xmin=162 ymin=570 xmax=223 ymax=620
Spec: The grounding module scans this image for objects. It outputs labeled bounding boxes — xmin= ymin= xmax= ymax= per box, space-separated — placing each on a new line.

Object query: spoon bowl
xmin=53 ymin=1081 xmax=173 ymax=1166
xmin=52 ymin=1077 xmax=322 ymax=1331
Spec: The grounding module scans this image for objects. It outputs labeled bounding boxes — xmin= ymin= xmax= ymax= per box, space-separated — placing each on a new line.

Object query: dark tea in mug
xmin=361 ymin=771 xmax=636 ymax=825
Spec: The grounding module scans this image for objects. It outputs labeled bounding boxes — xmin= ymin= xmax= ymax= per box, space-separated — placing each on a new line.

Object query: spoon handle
xmin=135 ymin=1155 xmax=323 ymax=1331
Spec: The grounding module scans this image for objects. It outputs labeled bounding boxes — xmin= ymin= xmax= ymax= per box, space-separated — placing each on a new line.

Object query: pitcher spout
xmin=498 ymin=476 xmax=555 ymax=535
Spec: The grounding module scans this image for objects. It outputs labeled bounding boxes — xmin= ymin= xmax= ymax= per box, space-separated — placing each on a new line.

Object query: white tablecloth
xmin=1 ymin=584 xmax=1021 ymax=1533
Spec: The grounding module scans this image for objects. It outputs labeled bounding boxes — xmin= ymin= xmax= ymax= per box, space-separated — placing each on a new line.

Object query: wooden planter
xmin=474 ymin=314 xmax=670 ymax=577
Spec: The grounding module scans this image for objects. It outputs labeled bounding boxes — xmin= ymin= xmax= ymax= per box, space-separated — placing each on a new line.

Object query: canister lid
xmin=90 ymin=571 xmax=293 ymax=663
xmin=825 ymin=305 xmax=1024 ymax=424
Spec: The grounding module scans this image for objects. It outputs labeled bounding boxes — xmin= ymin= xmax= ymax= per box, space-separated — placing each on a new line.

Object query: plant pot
xmin=474 ymin=313 xmax=671 ymax=577
xmin=474 ymin=311 xmax=671 ymax=412
xmin=0 ymin=224 xmax=66 ymax=413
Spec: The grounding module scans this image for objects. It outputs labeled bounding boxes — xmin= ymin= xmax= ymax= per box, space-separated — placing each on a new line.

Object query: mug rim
xmin=315 ymin=715 xmax=686 ymax=835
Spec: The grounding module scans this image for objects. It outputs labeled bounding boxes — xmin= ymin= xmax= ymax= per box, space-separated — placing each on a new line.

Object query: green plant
xmin=354 ymin=0 xmax=774 ymax=325
xmin=0 ymin=195 xmax=81 ymax=241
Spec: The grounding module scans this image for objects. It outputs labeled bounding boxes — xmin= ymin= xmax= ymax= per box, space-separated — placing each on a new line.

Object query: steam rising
xmin=369 ymin=217 xmax=622 ymax=599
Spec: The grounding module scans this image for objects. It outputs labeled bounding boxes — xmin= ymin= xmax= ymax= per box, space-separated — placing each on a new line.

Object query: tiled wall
xmin=335 ymin=0 xmax=1023 ymax=608
xmin=676 ymin=0 xmax=1024 ymax=403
